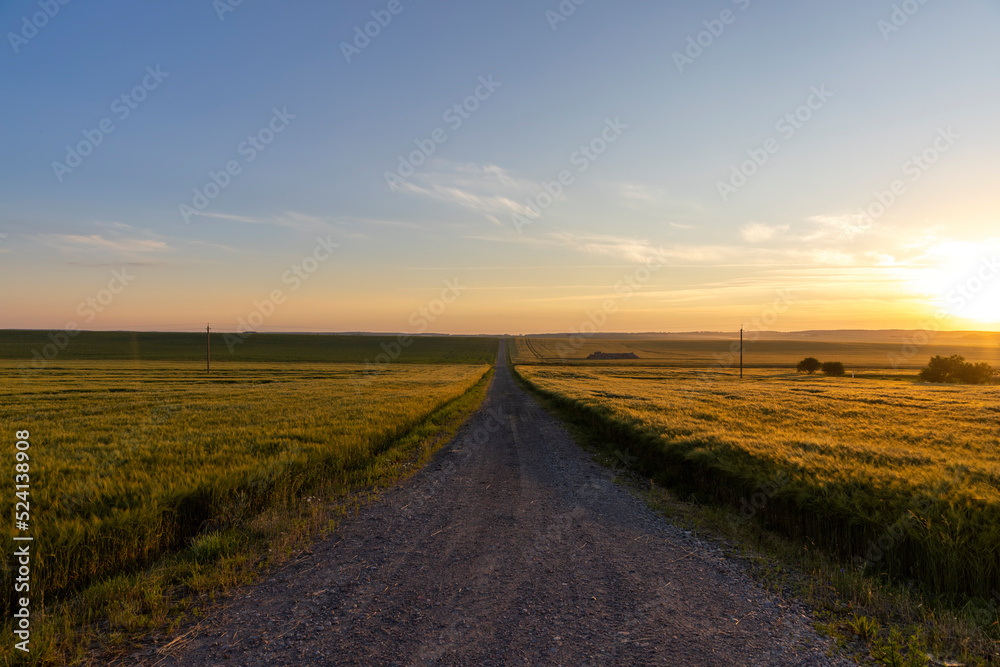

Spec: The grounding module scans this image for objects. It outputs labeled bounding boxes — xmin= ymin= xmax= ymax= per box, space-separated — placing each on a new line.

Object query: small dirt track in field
xmin=139 ymin=340 xmax=848 ymax=666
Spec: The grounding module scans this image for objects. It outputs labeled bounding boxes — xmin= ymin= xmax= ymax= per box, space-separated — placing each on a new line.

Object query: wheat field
xmin=0 ymin=360 xmax=491 ymax=605
xmin=514 ymin=362 xmax=1000 ymax=600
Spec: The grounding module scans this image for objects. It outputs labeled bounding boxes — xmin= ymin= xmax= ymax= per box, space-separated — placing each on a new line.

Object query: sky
xmin=1 ymin=0 xmax=999 ymax=335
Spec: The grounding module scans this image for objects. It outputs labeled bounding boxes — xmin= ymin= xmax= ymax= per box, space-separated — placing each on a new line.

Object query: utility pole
xmin=206 ymin=324 xmax=211 ymax=374
xmin=740 ymin=326 xmax=743 ymax=379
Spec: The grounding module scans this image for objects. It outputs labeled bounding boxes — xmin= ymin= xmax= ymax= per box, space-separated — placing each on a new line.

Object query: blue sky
xmin=2 ymin=0 xmax=999 ymax=334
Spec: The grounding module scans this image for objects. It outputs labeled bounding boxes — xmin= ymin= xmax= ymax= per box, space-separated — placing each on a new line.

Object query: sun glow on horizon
xmin=909 ymin=241 xmax=1000 ymax=325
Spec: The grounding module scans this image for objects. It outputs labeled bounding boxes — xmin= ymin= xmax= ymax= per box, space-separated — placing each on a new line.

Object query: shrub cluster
xmin=919 ymin=355 xmax=994 ymax=384
xmin=796 ymin=357 xmax=845 ymax=376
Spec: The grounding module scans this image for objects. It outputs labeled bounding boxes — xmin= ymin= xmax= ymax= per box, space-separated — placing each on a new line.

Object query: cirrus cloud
xmin=740 ymin=222 xmax=789 ymax=243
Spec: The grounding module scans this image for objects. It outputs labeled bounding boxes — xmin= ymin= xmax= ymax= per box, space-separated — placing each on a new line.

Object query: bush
xmin=796 ymin=357 xmax=821 ymax=374
xmin=821 ymin=361 xmax=846 ymax=377
xmin=919 ymin=355 xmax=994 ymax=384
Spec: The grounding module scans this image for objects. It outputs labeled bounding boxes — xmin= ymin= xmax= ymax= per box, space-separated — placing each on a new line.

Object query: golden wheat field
xmin=0 ymin=360 xmax=490 ymax=606
xmin=514 ymin=361 xmax=1000 ymax=600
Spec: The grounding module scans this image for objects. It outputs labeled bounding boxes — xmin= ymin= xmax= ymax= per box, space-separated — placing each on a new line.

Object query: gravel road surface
xmin=140 ymin=340 xmax=849 ymax=666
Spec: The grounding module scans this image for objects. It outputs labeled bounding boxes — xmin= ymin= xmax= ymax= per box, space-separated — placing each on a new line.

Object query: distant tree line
xmin=919 ymin=355 xmax=995 ymax=385
xmin=795 ymin=354 xmax=995 ymax=384
xmin=796 ymin=358 xmax=845 ymax=376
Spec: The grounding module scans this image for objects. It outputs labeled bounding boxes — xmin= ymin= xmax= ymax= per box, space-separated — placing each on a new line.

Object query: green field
xmin=0 ymin=330 xmax=498 ymax=364
xmin=512 ymin=336 xmax=1000 ymax=370
xmin=0 ymin=334 xmax=497 ymax=664
xmin=1 ymin=361 xmax=490 ymax=599
xmin=4 ymin=330 xmax=997 ymax=662
xmin=513 ymin=362 xmax=1000 ymax=601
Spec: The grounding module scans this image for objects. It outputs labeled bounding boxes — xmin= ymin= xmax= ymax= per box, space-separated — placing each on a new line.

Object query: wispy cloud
xmin=29 ymin=222 xmax=171 ymax=265
xmin=549 ymin=232 xmax=747 ymax=265
xmin=183 ymin=239 xmax=242 ymax=253
xmin=358 ymin=218 xmax=423 ymax=230
xmin=65 ymin=260 xmax=156 ymax=268
xmin=613 ymin=182 xmax=705 ymax=217
xmin=269 ymin=211 xmax=343 ymax=233
xmin=186 ymin=210 xmax=424 ymax=237
xmin=741 ymin=222 xmax=789 ymax=243
xmin=191 ymin=210 xmax=340 ymax=233
xmin=187 ymin=211 xmax=265 ymax=224
xmin=94 ymin=221 xmax=139 ymax=231
xmin=803 ymin=214 xmax=875 ymax=242
xmin=558 ymin=233 xmax=673 ymax=264
xmin=394 ymin=167 xmax=707 ymax=233
xmin=40 ymin=234 xmax=168 ymax=254
xmin=463 ymin=227 xmax=872 ymax=268
xmin=617 ymin=183 xmax=662 ymax=204
xmin=460 ymin=233 xmax=563 ymax=248
xmin=393 ymin=162 xmax=539 ymax=225
xmin=465 ymin=230 xmax=670 ymax=262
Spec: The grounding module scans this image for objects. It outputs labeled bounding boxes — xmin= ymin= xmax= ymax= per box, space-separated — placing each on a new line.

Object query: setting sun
xmin=910 ymin=241 xmax=1000 ymax=324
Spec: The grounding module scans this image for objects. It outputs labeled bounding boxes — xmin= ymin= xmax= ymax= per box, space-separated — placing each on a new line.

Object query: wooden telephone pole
xmin=206 ymin=324 xmax=211 ymax=374
xmin=740 ymin=326 xmax=743 ymax=379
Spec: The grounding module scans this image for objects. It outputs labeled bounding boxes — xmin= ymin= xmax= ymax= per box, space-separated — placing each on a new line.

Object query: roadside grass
xmin=509 ymin=359 xmax=1000 ymax=666
xmin=1 ymin=362 xmax=494 ymax=666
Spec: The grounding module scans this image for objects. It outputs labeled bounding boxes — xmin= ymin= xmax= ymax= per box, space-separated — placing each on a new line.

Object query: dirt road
xmin=145 ymin=341 xmax=847 ymax=666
